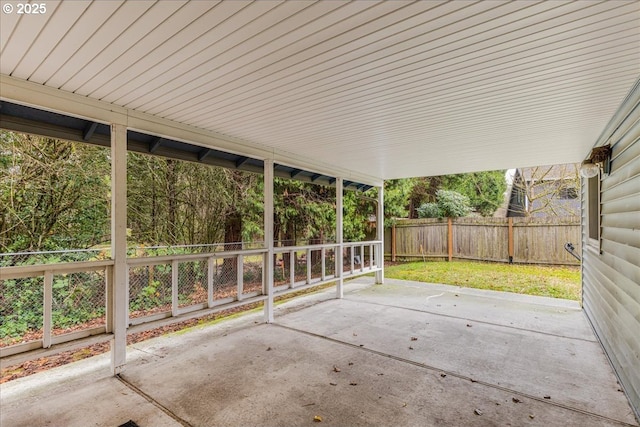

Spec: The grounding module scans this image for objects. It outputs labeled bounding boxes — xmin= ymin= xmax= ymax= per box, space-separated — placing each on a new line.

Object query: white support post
xmin=264 ymin=159 xmax=275 ymax=323
xmin=237 ymin=255 xmax=244 ymax=301
xmin=289 ymin=251 xmax=295 ymax=288
xmin=125 ymin=267 xmax=130 ymax=329
xmin=375 ymin=184 xmax=384 ymax=284
xmin=43 ymin=271 xmax=53 ymax=349
xmin=171 ymin=259 xmax=179 ymax=316
xmin=110 ymin=123 xmax=127 ymax=375
xmin=207 ymin=257 xmax=214 ymax=307
xmin=306 ymin=249 xmax=311 ymax=284
xmin=321 ymin=247 xmax=326 ymax=280
xmin=105 ymin=265 xmax=113 ymax=333
xmin=336 ymin=178 xmax=344 ymax=298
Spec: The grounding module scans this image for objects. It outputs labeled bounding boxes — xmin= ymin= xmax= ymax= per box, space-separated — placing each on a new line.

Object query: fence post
xmin=447 ymin=217 xmax=453 ymax=262
xmin=392 ymin=223 xmax=396 ymax=262
xmin=508 ymin=217 xmax=514 ymax=264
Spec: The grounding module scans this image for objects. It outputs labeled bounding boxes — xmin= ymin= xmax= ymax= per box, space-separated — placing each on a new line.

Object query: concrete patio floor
xmin=1 ymin=278 xmax=638 ymax=427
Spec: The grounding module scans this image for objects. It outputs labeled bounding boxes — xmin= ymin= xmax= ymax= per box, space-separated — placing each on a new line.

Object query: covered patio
xmin=1 ymin=0 xmax=639 ymax=424
xmin=2 ymin=278 xmax=637 ymax=426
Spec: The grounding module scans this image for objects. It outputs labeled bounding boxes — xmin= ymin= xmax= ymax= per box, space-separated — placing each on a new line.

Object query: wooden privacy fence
xmin=385 ymin=217 xmax=581 ymax=266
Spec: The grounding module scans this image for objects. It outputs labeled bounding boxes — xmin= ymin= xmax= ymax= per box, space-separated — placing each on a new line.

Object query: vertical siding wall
xmin=582 ymin=78 xmax=640 ymax=419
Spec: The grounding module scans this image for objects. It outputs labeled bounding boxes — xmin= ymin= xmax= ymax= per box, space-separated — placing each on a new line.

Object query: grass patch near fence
xmin=384 ymin=260 xmax=581 ymax=300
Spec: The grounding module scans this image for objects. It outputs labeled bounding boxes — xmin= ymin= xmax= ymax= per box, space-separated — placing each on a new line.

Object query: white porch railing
xmin=126 ymin=248 xmax=268 ymax=326
xmin=0 ymin=241 xmax=382 ymax=358
xmin=0 ymin=260 xmax=114 ymax=358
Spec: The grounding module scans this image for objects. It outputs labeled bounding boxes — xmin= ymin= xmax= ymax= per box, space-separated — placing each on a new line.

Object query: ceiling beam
xmin=198 ymin=148 xmax=211 ymax=161
xmin=82 ymin=122 xmax=98 ymax=141
xmin=235 ymin=156 xmax=249 ymax=168
xmin=149 ymin=137 xmax=163 ymax=153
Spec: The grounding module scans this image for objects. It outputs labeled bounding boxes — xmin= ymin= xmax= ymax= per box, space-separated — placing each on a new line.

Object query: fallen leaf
xmin=512 ymin=398 xmax=521 ymax=403
xmin=313 ymin=415 xmax=322 ymax=422
xmin=333 ymin=365 xmax=341 ymax=372
xmin=474 ymin=409 xmax=483 ymax=416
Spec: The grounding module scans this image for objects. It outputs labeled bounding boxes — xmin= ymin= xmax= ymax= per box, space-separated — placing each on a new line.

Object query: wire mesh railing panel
xmin=294 ymin=254 xmax=308 ymax=284
xmin=273 ymin=253 xmax=290 ymax=287
xmin=342 ymin=247 xmax=353 ymax=273
xmin=362 ymin=246 xmax=372 ymax=269
xmin=324 ymin=248 xmax=336 ymax=277
xmin=177 ymin=260 xmax=208 ymax=308
xmin=129 ymin=264 xmax=172 ymax=318
xmin=242 ymin=257 xmax=263 ymax=295
xmin=51 ymin=271 xmax=106 ymax=336
xmin=0 ymin=276 xmax=44 ymax=347
xmin=213 ymin=258 xmax=238 ymax=301
xmin=309 ymin=250 xmax=323 ymax=281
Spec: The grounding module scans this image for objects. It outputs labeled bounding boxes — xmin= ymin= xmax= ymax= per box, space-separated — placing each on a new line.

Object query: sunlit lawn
xmin=384 ymin=260 xmax=581 ymax=300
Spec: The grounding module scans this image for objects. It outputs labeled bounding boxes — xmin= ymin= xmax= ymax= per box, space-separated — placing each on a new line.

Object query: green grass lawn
xmin=384 ymin=260 xmax=581 ymax=301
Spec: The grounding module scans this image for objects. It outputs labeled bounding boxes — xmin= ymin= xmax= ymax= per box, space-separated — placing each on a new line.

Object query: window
xmin=587 ymin=173 xmax=600 ymax=247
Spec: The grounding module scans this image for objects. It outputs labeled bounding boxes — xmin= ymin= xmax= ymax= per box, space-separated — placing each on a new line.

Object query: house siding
xmin=582 ymin=77 xmax=640 ymax=419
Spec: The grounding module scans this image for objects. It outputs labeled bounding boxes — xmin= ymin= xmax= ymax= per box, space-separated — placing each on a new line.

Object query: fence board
xmin=389 ymin=217 xmax=580 ymax=265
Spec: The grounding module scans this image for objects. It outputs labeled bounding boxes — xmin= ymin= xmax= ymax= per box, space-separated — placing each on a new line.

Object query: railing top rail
xmin=126 ymin=248 xmax=268 ymax=266
xmin=274 ymin=243 xmax=340 ymax=253
xmin=0 ymin=259 xmax=115 ymax=280
xmin=343 ymin=240 xmax=382 ymax=246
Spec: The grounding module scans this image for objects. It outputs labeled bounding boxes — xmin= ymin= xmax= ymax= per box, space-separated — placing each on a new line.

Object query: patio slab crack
xmin=117 ymin=374 xmax=193 ymax=427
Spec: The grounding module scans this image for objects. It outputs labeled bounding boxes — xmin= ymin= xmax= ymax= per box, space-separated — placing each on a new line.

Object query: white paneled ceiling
xmin=1 ymin=0 xmax=639 ymax=179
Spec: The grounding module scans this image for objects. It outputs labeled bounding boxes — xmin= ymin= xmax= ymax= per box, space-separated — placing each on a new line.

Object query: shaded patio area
xmin=2 ymin=278 xmax=637 ymax=427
